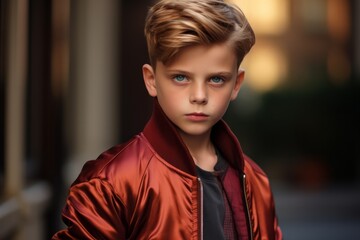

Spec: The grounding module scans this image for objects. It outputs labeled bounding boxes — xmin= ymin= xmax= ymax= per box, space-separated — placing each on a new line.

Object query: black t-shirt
xmin=196 ymin=152 xmax=229 ymax=240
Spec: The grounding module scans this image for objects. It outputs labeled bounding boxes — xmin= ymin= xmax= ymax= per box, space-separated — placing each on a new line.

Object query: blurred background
xmin=0 ymin=0 xmax=359 ymax=239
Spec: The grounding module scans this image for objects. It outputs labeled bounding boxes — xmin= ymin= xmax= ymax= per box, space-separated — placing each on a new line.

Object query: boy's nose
xmin=189 ymin=83 xmax=208 ymax=104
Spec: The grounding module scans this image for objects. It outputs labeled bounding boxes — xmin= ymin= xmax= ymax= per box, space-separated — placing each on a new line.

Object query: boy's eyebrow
xmin=166 ymin=69 xmax=192 ymax=75
xmin=166 ymin=69 xmax=193 ymax=78
xmin=166 ymin=69 xmax=234 ymax=77
xmin=210 ymin=71 xmax=234 ymax=77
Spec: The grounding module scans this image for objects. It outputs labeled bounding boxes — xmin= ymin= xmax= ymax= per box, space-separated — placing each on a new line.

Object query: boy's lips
xmin=185 ymin=112 xmax=209 ymax=121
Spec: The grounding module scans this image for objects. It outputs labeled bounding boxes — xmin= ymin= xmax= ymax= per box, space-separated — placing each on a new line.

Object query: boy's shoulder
xmin=72 ymin=134 xmax=155 ymax=186
xmin=243 ymin=154 xmax=275 ymax=195
xmin=243 ymin=154 xmax=268 ymax=177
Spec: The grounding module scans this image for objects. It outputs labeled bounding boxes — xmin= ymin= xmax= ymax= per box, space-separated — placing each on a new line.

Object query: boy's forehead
xmin=156 ymin=43 xmax=238 ymax=70
xmin=157 ymin=42 xmax=238 ymax=66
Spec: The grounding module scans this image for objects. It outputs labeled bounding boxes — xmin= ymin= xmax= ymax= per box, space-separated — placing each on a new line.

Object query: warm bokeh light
xmin=327 ymin=0 xmax=350 ymax=43
xmin=242 ymin=43 xmax=287 ymax=92
xmin=228 ymin=0 xmax=290 ymax=92
xmin=228 ymin=0 xmax=290 ymax=35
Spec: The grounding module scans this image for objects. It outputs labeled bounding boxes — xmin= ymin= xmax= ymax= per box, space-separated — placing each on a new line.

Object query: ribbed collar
xmin=143 ymin=98 xmax=245 ymax=176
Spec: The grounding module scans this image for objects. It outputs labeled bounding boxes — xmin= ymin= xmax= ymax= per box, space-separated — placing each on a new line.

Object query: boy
xmin=53 ymin=0 xmax=282 ymax=239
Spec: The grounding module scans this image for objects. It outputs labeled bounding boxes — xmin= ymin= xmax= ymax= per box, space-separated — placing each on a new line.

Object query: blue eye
xmin=210 ymin=76 xmax=224 ymax=84
xmin=174 ymin=75 xmax=186 ymax=82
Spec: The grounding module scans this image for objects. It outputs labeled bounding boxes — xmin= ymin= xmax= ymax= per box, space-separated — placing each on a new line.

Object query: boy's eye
xmin=210 ymin=76 xmax=224 ymax=84
xmin=173 ymin=75 xmax=187 ymax=82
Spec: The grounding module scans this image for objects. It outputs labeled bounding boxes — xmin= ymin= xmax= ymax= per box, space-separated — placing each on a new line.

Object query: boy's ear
xmin=231 ymin=68 xmax=245 ymax=100
xmin=142 ymin=64 xmax=157 ymax=97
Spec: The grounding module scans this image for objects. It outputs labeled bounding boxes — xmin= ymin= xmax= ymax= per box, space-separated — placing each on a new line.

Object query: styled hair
xmin=144 ymin=0 xmax=255 ymax=67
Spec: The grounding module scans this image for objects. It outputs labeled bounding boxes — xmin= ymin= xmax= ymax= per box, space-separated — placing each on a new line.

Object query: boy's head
xmin=144 ymin=0 xmax=255 ymax=68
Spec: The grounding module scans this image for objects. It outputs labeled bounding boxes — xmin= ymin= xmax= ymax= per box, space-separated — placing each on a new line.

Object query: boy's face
xmin=143 ymin=43 xmax=244 ymax=139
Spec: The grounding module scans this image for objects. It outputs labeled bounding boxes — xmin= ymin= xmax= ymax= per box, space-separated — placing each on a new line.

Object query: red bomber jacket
xmin=52 ymin=100 xmax=282 ymax=240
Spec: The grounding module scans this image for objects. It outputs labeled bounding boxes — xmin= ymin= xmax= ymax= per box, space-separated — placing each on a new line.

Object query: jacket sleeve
xmin=52 ymin=178 xmax=127 ymax=240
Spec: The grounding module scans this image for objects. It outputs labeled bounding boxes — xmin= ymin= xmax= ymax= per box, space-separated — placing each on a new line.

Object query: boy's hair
xmin=144 ymin=0 xmax=255 ymax=68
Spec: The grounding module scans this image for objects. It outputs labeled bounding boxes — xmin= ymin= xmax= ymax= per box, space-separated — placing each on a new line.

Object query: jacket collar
xmin=143 ymin=98 xmax=245 ymax=176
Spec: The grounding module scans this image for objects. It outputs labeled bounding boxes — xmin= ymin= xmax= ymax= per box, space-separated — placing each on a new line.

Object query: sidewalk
xmin=273 ymin=184 xmax=360 ymax=240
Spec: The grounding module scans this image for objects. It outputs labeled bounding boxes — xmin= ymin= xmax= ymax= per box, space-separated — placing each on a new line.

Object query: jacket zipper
xmin=197 ymin=177 xmax=204 ymax=240
xmin=242 ymin=174 xmax=254 ymax=240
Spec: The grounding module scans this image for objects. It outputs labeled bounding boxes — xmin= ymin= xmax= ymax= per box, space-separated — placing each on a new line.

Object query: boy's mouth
xmin=185 ymin=112 xmax=209 ymax=121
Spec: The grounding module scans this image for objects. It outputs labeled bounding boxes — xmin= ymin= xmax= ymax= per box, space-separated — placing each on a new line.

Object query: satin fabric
xmin=52 ymin=99 xmax=282 ymax=239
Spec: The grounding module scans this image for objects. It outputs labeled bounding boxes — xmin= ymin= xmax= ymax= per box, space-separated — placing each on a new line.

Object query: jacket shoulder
xmin=242 ymin=155 xmax=282 ymax=239
xmin=243 ymin=154 xmax=273 ymax=198
xmin=243 ymin=154 xmax=267 ymax=177
xmin=73 ymin=134 xmax=155 ymax=186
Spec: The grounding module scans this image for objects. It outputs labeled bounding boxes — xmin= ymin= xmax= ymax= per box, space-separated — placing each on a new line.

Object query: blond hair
xmin=144 ymin=0 xmax=255 ymax=67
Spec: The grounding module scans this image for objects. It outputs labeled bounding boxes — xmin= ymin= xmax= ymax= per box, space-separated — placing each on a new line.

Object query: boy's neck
xmin=178 ymin=131 xmax=218 ymax=172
